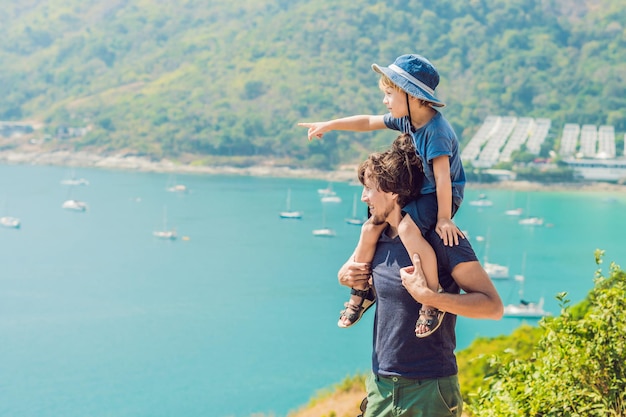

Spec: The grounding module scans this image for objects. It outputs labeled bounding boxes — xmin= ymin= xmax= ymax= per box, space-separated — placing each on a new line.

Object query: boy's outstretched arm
xmin=298 ymin=115 xmax=386 ymax=141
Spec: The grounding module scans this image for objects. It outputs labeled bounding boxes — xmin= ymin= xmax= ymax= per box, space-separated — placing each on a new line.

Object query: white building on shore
xmin=562 ymin=158 xmax=626 ymax=183
xmin=463 ymin=117 xmax=626 ymax=183
xmin=559 ymin=124 xmax=626 ymax=182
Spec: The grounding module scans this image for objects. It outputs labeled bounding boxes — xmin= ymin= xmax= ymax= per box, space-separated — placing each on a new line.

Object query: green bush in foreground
xmin=468 ymin=250 xmax=626 ymax=416
xmin=456 ymin=324 xmax=543 ymax=401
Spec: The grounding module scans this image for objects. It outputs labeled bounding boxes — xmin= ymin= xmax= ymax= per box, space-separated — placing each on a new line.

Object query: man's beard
xmin=370 ymin=206 xmax=391 ymax=225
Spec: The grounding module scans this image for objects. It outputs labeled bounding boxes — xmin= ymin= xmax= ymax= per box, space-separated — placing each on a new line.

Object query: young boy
xmin=298 ymin=54 xmax=466 ymax=337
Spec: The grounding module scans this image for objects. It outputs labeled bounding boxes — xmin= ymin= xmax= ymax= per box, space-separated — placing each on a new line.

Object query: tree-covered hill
xmin=1 ymin=0 xmax=625 ymax=168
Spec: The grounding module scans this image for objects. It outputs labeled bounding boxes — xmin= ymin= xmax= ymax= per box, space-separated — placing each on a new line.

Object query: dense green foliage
xmin=465 ymin=251 xmax=626 ymax=416
xmin=1 ymin=0 xmax=625 ymax=168
xmin=456 ymin=324 xmax=543 ymax=400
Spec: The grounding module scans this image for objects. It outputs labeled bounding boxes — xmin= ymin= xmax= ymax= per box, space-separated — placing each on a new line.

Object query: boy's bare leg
xmin=397 ymin=214 xmax=443 ymax=336
xmin=338 ymin=219 xmax=386 ymax=327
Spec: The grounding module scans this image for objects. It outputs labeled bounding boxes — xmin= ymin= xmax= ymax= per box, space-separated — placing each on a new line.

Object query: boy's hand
xmin=297 ymin=122 xmax=328 ymax=141
xmin=436 ymin=218 xmax=464 ymax=247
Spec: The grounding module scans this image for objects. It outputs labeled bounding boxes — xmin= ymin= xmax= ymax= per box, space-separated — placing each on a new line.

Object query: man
xmin=339 ymin=135 xmax=503 ymax=417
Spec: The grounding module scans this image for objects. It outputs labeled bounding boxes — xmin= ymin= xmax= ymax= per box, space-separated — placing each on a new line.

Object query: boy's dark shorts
xmin=402 ymin=193 xmax=456 ymax=232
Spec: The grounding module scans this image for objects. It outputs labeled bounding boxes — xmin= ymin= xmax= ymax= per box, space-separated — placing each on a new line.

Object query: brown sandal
xmin=338 ymin=287 xmax=376 ymax=328
xmin=415 ymin=308 xmax=446 ymax=338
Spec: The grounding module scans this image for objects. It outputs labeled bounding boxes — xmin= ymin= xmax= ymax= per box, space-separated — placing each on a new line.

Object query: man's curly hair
xmin=357 ymin=134 xmax=424 ymax=207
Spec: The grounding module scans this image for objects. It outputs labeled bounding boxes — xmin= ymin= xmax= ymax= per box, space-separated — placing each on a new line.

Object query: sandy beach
xmin=1 ymin=147 xmax=625 ymax=193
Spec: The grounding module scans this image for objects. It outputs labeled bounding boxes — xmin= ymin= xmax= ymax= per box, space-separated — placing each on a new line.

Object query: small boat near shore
xmin=317 ymin=183 xmax=336 ymax=196
xmin=313 ymin=205 xmax=335 ymax=237
xmin=279 ymin=188 xmax=303 ymax=219
xmin=0 ymin=216 xmax=21 ymax=228
xmin=481 ymin=229 xmax=509 ymax=279
xmin=165 ymin=174 xmax=188 ymax=193
xmin=344 ymin=193 xmax=365 ymax=225
xmin=62 ymin=199 xmax=87 ymax=212
xmin=153 ymin=229 xmax=177 ymax=240
xmin=153 ymin=207 xmax=177 ymax=240
xmin=166 ymin=184 xmax=188 ymax=193
xmin=60 ymin=169 xmax=89 ymax=186
xmin=312 ymin=227 xmax=336 ymax=237
xmin=505 ymin=207 xmax=523 ymax=216
xmin=61 ymin=178 xmax=90 ymax=186
xmin=484 ymin=261 xmax=510 ymax=279
xmin=469 ymin=193 xmax=493 ymax=207
xmin=321 ymin=195 xmax=342 ymax=203
xmin=503 ymin=297 xmax=550 ymax=318
xmin=519 ymin=216 xmax=544 ymax=226
xmin=503 ymin=275 xmax=550 ymax=318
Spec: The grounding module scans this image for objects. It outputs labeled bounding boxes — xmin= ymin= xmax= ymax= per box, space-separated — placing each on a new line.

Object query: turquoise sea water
xmin=1 ymin=164 xmax=625 ymax=417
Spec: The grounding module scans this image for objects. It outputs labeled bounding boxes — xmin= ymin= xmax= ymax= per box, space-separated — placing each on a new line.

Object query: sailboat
xmin=153 ymin=207 xmax=177 ymax=240
xmin=518 ymin=194 xmax=544 ymax=225
xmin=484 ymin=261 xmax=510 ymax=279
xmin=469 ymin=193 xmax=493 ymax=207
xmin=505 ymin=207 xmax=523 ymax=216
xmin=518 ymin=216 xmax=544 ymax=226
xmin=482 ymin=229 xmax=509 ymax=279
xmin=62 ymin=184 xmax=88 ymax=211
xmin=312 ymin=226 xmax=336 ymax=237
xmin=503 ymin=275 xmax=550 ymax=318
xmin=321 ymin=193 xmax=342 ymax=203
xmin=62 ymin=184 xmax=88 ymax=212
xmin=504 ymin=192 xmax=522 ymax=216
xmin=62 ymin=199 xmax=87 ymax=211
xmin=345 ymin=193 xmax=365 ymax=225
xmin=317 ymin=183 xmax=335 ymax=196
xmin=0 ymin=216 xmax=21 ymax=228
xmin=312 ymin=205 xmax=336 ymax=237
xmin=1 ymin=200 xmax=21 ymax=228
xmin=60 ymin=168 xmax=89 ymax=186
xmin=279 ymin=188 xmax=303 ymax=219
xmin=166 ymin=174 xmax=188 ymax=193
xmin=503 ymin=253 xmax=550 ymax=318
xmin=317 ymin=182 xmax=342 ymax=203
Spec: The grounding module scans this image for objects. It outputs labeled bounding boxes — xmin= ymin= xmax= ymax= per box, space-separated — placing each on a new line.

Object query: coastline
xmin=2 ymin=148 xmax=626 ymax=193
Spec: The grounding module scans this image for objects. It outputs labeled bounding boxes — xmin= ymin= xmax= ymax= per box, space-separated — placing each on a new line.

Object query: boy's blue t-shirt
xmin=383 ymin=111 xmax=465 ymax=208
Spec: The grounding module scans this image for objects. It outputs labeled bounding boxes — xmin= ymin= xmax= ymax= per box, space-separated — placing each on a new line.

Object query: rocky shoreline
xmin=1 ymin=148 xmax=625 ymax=193
xmin=0 ymin=148 xmax=359 ymax=182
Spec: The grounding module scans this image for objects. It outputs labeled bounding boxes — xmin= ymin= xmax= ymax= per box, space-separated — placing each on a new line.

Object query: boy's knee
xmin=398 ymin=214 xmax=420 ymax=237
xmin=361 ymin=222 xmax=386 ymax=244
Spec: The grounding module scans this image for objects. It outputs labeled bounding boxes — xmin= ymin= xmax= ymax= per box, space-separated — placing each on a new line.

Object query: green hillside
xmin=1 ymin=0 xmax=625 ymax=168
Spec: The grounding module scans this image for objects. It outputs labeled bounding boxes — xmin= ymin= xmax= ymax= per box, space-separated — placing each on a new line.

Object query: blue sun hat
xmin=372 ymin=54 xmax=445 ymax=107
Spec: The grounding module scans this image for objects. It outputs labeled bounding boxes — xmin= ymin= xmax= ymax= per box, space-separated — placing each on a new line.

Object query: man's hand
xmin=338 ymin=259 xmax=371 ymax=288
xmin=400 ymin=253 xmax=434 ymax=303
